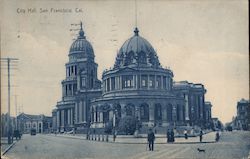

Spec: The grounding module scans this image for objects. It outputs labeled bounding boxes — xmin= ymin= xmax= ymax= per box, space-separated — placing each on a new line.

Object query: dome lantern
xmin=69 ymin=21 xmax=94 ymax=60
xmin=134 ymin=27 xmax=139 ymax=36
xmin=114 ymin=28 xmax=161 ymax=69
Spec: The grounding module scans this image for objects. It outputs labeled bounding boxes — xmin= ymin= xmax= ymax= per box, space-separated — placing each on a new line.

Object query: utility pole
xmin=1 ymin=57 xmax=19 ymax=144
xmin=15 ymin=95 xmax=18 ymax=130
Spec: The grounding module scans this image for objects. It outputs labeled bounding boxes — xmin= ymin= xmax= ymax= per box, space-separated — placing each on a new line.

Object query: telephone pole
xmin=15 ymin=95 xmax=18 ymax=130
xmin=1 ymin=57 xmax=19 ymax=144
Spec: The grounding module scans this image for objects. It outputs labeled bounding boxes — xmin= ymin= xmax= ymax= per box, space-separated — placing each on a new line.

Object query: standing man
xmin=170 ymin=129 xmax=175 ymax=142
xmin=147 ymin=128 xmax=155 ymax=151
xmin=184 ymin=129 xmax=188 ymax=140
xmin=199 ymin=130 xmax=203 ymax=142
xmin=167 ymin=129 xmax=171 ymax=143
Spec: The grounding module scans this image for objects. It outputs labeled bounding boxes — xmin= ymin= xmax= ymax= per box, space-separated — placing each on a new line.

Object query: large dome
xmin=114 ymin=28 xmax=161 ymax=69
xmin=69 ymin=24 xmax=94 ymax=59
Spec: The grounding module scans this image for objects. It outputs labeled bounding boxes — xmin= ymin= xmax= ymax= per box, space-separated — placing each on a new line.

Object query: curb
xmin=48 ymin=134 xmax=215 ymax=145
xmin=1 ymin=140 xmax=17 ymax=156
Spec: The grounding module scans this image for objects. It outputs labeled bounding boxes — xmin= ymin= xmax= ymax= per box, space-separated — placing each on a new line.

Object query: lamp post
xmin=113 ymin=109 xmax=117 ymax=142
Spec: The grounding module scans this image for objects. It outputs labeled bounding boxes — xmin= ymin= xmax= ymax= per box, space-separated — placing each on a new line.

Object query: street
xmin=3 ymin=131 xmax=250 ymax=159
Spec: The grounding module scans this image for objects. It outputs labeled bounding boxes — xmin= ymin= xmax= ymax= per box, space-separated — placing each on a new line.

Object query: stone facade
xmin=90 ymin=28 xmax=210 ymax=130
xmin=235 ymin=99 xmax=250 ymax=130
xmin=53 ymin=22 xmax=102 ymax=132
xmin=53 ymin=23 xmax=212 ymax=132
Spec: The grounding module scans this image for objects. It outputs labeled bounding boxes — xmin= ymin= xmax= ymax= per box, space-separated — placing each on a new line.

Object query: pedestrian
xmin=184 ymin=129 xmax=188 ymax=140
xmin=147 ymin=128 xmax=155 ymax=151
xmin=113 ymin=130 xmax=117 ymax=142
xmin=167 ymin=129 xmax=171 ymax=143
xmin=199 ymin=130 xmax=203 ymax=142
xmin=170 ymin=129 xmax=175 ymax=142
xmin=215 ymin=131 xmax=220 ymax=142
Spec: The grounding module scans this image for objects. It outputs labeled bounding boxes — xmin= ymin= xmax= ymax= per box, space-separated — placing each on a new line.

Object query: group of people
xmin=167 ymin=129 xmax=175 ymax=143
xmin=147 ymin=128 xmax=221 ymax=151
xmin=147 ymin=128 xmax=176 ymax=151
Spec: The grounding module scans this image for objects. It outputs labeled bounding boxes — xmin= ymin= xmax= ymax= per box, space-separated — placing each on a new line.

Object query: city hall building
xmin=53 ymin=23 xmax=212 ymax=132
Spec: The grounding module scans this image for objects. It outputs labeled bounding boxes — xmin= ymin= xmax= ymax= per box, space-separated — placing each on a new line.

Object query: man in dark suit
xmin=147 ymin=128 xmax=155 ymax=151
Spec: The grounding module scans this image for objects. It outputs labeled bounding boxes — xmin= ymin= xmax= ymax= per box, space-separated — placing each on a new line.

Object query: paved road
xmin=3 ymin=131 xmax=250 ymax=159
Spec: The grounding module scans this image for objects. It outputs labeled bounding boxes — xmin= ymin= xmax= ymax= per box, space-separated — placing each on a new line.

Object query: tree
xmin=104 ymin=121 xmax=113 ymax=134
xmin=118 ymin=116 xmax=137 ymax=135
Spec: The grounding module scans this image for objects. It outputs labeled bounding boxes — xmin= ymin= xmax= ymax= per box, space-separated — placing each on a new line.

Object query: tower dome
xmin=69 ymin=22 xmax=94 ymax=60
xmin=114 ymin=27 xmax=161 ymax=69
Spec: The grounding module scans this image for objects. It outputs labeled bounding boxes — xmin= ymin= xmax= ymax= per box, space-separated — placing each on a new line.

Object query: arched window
xmin=155 ymin=104 xmax=162 ymax=121
xmin=167 ymin=104 xmax=173 ymax=121
xmin=125 ymin=51 xmax=134 ymax=65
xmin=140 ymin=103 xmax=149 ymax=121
xmin=138 ymin=51 xmax=147 ymax=64
xmin=125 ymin=104 xmax=135 ymax=116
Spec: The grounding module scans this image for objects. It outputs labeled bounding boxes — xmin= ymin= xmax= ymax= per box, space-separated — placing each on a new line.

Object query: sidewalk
xmin=48 ymin=131 xmax=217 ymax=144
xmin=1 ymin=138 xmax=18 ymax=156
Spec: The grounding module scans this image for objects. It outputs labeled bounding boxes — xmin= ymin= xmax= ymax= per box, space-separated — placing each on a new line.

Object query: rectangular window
xmin=156 ymin=76 xmax=161 ymax=88
xmin=163 ymin=76 xmax=167 ymax=89
xmin=141 ymin=75 xmax=148 ymax=88
xmin=149 ymin=75 xmax=154 ymax=88
xmin=122 ymin=75 xmax=133 ymax=88
xmin=81 ymin=78 xmax=86 ymax=87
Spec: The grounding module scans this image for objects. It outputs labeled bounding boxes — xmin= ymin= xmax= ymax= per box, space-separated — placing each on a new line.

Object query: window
xmin=163 ymin=76 xmax=167 ymax=89
xmin=122 ymin=75 xmax=133 ymax=88
xmin=141 ymin=75 xmax=147 ymax=88
xmin=81 ymin=77 xmax=86 ymax=87
xmin=111 ymin=77 xmax=115 ymax=90
xmin=149 ymin=80 xmax=153 ymax=87
xmin=156 ymin=76 xmax=161 ymax=88
xmin=138 ymin=51 xmax=147 ymax=64
xmin=149 ymin=75 xmax=155 ymax=88
xmin=107 ymin=79 xmax=110 ymax=91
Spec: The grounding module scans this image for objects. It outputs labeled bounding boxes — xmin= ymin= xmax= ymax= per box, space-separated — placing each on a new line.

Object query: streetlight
xmin=113 ymin=109 xmax=117 ymax=142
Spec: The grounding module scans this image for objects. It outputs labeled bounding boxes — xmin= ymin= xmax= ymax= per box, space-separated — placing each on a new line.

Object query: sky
xmin=1 ymin=0 xmax=249 ymax=124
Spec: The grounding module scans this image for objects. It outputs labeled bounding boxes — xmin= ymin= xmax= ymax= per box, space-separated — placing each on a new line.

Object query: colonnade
xmin=103 ymin=74 xmax=173 ymax=92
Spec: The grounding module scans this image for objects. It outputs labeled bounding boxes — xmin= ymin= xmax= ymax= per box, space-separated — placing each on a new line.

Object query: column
xmin=79 ymin=101 xmax=82 ymax=122
xmin=149 ymin=103 xmax=155 ymax=127
xmin=67 ymin=109 xmax=70 ymax=125
xmin=109 ymin=110 xmax=113 ymax=121
xmin=71 ymin=84 xmax=74 ymax=95
xmin=161 ymin=76 xmax=163 ymax=89
xmin=135 ymin=105 xmax=140 ymax=120
xmin=184 ymin=94 xmax=190 ymax=121
xmin=109 ymin=78 xmax=112 ymax=91
xmin=147 ymin=75 xmax=150 ymax=89
xmin=70 ymin=108 xmax=73 ymax=125
xmin=61 ymin=109 xmax=65 ymax=127
xmin=100 ymin=112 xmax=103 ymax=122
xmin=56 ymin=110 xmax=60 ymax=129
xmin=77 ymin=75 xmax=81 ymax=90
xmin=172 ymin=105 xmax=177 ymax=122
xmin=114 ymin=77 xmax=117 ymax=90
xmin=136 ymin=75 xmax=138 ymax=89
xmin=162 ymin=105 xmax=167 ymax=122
xmin=75 ymin=103 xmax=78 ymax=123
xmin=105 ymin=79 xmax=108 ymax=91
xmin=154 ymin=75 xmax=157 ymax=88
xmin=83 ymin=101 xmax=87 ymax=122
xmin=93 ymin=107 xmax=97 ymax=122
xmin=199 ymin=95 xmax=203 ymax=119
xmin=120 ymin=103 xmax=126 ymax=118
